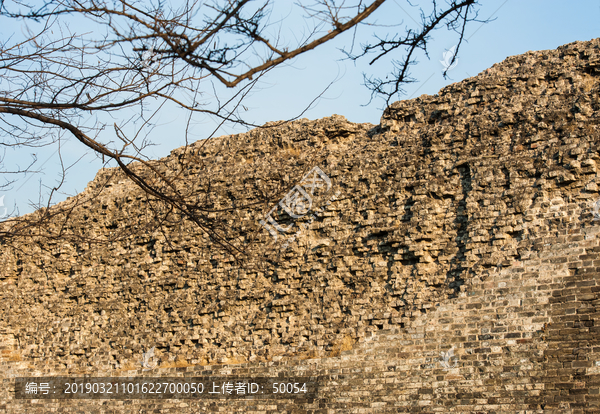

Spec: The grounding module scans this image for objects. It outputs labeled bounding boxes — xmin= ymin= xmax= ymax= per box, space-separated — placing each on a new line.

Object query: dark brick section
xmin=1 ymin=38 xmax=600 ymax=412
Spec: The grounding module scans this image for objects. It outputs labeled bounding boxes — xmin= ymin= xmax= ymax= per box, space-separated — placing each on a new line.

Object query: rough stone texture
xmin=1 ymin=38 xmax=600 ymax=412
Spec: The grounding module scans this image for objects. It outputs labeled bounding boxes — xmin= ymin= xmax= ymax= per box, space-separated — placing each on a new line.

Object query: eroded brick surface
xmin=1 ymin=38 xmax=600 ymax=413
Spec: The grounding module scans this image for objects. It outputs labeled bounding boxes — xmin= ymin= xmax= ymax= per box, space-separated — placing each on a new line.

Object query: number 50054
xmin=272 ymin=383 xmax=307 ymax=394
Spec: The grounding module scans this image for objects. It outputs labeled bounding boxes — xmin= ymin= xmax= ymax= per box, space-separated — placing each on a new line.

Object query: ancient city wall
xmin=1 ymin=38 xmax=600 ymax=412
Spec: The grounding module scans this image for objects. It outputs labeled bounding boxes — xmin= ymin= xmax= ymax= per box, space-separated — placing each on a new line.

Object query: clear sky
xmin=1 ymin=1 xmax=599 ymax=217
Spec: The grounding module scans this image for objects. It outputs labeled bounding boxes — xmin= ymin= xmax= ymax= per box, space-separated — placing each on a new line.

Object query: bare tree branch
xmin=0 ymin=0 xmax=484 ymax=262
xmin=344 ymin=0 xmax=484 ymax=105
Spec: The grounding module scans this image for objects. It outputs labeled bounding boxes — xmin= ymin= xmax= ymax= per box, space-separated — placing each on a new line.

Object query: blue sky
xmin=1 ymin=0 xmax=599 ymax=217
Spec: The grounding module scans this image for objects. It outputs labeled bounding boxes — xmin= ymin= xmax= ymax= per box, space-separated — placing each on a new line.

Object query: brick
xmin=2 ymin=37 xmax=600 ymax=414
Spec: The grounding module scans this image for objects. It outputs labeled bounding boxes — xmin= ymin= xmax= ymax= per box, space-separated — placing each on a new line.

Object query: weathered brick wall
xmin=1 ymin=38 xmax=599 ymax=412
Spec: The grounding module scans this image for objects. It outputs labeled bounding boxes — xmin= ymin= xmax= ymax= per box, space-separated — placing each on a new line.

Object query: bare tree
xmin=0 ymin=0 xmax=482 ymax=260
